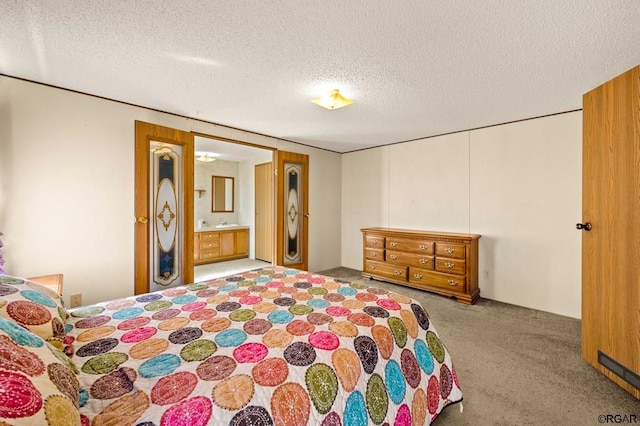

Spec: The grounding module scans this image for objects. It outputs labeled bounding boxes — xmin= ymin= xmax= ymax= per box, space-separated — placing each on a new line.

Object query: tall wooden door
xmin=134 ymin=121 xmax=194 ymax=295
xmin=276 ymin=151 xmax=309 ymax=271
xmin=581 ymin=65 xmax=640 ymax=399
xmin=255 ymin=162 xmax=273 ymax=262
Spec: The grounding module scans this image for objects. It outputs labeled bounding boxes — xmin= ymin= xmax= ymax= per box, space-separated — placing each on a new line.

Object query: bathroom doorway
xmin=192 ymin=134 xmax=274 ymax=282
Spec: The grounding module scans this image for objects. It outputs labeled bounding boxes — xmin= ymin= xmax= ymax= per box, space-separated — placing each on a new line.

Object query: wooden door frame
xmin=134 ymin=121 xmax=194 ymax=295
xmin=276 ymin=151 xmax=309 ymax=271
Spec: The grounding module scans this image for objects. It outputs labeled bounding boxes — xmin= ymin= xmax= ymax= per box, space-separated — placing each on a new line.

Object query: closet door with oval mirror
xmin=211 ymin=175 xmax=234 ymax=212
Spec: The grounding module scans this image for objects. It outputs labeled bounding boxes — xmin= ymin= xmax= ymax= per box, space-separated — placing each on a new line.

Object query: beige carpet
xmin=317 ymin=267 xmax=639 ymax=426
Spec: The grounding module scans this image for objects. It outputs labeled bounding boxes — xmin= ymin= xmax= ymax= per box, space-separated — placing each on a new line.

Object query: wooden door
xmin=255 ymin=162 xmax=273 ymax=262
xmin=134 ymin=121 xmax=194 ymax=295
xmin=276 ymin=151 xmax=309 ymax=271
xmin=582 ymin=65 xmax=640 ymax=398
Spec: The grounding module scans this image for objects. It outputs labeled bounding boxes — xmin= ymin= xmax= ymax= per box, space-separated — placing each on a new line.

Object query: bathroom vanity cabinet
xmin=194 ymin=227 xmax=249 ymax=265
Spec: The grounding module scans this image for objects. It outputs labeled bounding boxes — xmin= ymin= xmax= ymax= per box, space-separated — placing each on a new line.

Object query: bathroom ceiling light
xmin=195 ymin=152 xmax=219 ymax=162
xmin=197 ymin=154 xmax=216 ymax=162
xmin=311 ymin=89 xmax=354 ymax=110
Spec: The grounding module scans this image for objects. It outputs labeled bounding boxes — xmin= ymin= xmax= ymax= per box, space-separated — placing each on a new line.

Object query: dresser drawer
xmin=364 ymin=261 xmax=407 ymax=281
xmin=365 ymin=248 xmax=384 ymax=261
xmin=409 ymin=268 xmax=466 ymax=293
xmin=386 ymin=250 xmax=434 ymax=270
xmin=199 ymin=232 xmax=219 ymax=242
xmin=435 ymin=243 xmax=465 ymax=259
xmin=386 ymin=238 xmax=434 ymax=254
xmin=435 ymin=258 xmax=466 ymax=275
xmin=365 ymin=236 xmax=385 ymax=248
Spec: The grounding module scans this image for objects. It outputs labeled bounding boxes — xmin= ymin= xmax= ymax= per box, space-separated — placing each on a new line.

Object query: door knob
xmin=135 ymin=216 xmax=149 ymax=224
xmin=576 ymin=222 xmax=592 ymax=231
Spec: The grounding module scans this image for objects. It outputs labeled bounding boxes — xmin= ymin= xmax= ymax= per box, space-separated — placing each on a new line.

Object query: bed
xmin=0 ymin=266 xmax=462 ymax=425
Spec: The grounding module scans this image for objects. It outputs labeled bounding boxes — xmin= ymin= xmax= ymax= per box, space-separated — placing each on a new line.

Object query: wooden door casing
xmin=582 ymin=65 xmax=640 ymax=399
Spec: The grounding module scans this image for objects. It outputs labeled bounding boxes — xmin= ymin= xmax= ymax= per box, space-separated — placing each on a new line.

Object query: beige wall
xmin=0 ymin=75 xmax=582 ymax=317
xmin=342 ymin=112 xmax=582 ymax=318
xmin=0 ymin=76 xmax=342 ymax=306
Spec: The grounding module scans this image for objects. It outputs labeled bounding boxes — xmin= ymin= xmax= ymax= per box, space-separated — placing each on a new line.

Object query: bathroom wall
xmin=194 ymin=159 xmax=239 ymax=228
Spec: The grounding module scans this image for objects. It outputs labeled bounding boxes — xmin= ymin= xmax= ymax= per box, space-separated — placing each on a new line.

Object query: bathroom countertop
xmin=195 ymin=225 xmax=250 ymax=232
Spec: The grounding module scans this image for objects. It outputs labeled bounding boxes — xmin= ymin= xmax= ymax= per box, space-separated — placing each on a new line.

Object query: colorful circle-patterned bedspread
xmin=67 ymin=266 xmax=462 ymax=425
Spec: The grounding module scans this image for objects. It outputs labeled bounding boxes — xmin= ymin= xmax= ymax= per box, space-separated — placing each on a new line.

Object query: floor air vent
xmin=598 ymin=351 xmax=640 ymax=390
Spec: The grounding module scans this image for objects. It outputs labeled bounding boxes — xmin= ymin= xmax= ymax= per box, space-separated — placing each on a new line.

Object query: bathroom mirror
xmin=211 ymin=175 xmax=234 ymax=212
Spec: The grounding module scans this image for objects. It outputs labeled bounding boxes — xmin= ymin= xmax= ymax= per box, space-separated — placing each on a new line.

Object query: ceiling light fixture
xmin=195 ymin=152 xmax=218 ymax=162
xmin=311 ymin=89 xmax=354 ymax=110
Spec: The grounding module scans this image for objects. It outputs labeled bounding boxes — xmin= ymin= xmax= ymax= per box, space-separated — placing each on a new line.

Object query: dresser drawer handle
xmin=448 ymin=280 xmax=458 ymax=286
xmin=413 ymin=273 xmax=423 ymax=279
xmin=389 ymin=254 xmax=398 ymax=260
xmin=394 ymin=270 xmax=403 ymax=275
xmin=390 ymin=242 xmax=398 ymax=247
xmin=445 ymin=248 xmax=455 ymax=254
xmin=419 ymin=258 xmax=429 ymax=264
xmin=371 ymin=240 xmax=378 ymax=245
xmin=369 ymin=265 xmax=376 ymax=270
xmin=370 ymin=252 xmax=377 ymax=257
xmin=444 ymin=262 xmax=455 ymax=268
xmin=419 ymin=245 xmax=428 ymax=250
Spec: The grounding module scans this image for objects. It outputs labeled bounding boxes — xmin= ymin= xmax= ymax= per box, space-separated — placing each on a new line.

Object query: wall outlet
xmin=70 ymin=293 xmax=82 ymax=308
xmin=483 ymin=270 xmax=490 ymax=280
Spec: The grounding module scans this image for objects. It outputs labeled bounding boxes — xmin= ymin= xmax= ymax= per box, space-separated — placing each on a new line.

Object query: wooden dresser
xmin=194 ymin=227 xmax=249 ymax=265
xmin=361 ymin=228 xmax=481 ymax=304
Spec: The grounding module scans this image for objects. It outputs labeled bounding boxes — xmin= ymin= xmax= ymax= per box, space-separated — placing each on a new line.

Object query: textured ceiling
xmin=1 ymin=1 xmax=639 ymax=153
